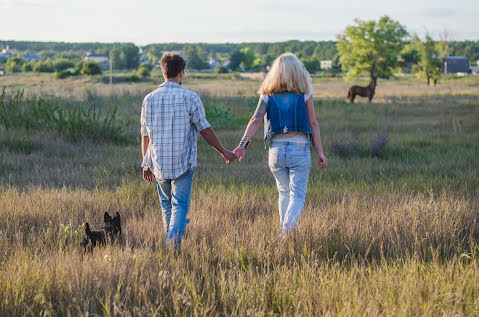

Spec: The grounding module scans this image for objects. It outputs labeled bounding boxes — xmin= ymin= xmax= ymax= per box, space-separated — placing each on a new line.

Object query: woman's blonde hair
xmin=259 ymin=52 xmax=312 ymax=96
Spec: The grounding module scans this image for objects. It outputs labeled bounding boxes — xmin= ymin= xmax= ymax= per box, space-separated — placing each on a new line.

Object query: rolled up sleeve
xmin=190 ymin=95 xmax=211 ymax=132
xmin=140 ymin=96 xmax=149 ymax=136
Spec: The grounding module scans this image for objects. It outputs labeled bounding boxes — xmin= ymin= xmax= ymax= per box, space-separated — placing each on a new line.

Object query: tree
xmin=137 ymin=65 xmax=151 ymax=78
xmin=184 ymin=45 xmax=207 ymax=70
xmin=411 ymin=35 xmax=442 ymax=86
xmin=110 ymin=44 xmax=139 ymax=70
xmin=240 ymin=47 xmax=256 ymax=70
xmin=53 ymin=58 xmax=74 ymax=72
xmin=33 ymin=59 xmax=54 ymax=73
xmin=302 ymin=57 xmax=321 ymax=73
xmin=5 ymin=57 xmax=22 ymax=73
xmin=228 ymin=50 xmax=243 ymax=71
xmin=337 ymin=16 xmax=408 ymax=81
xmin=81 ymin=61 xmax=102 ymax=75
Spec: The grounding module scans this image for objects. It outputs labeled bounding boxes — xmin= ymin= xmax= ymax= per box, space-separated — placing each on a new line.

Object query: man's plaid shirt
xmin=141 ymin=81 xmax=210 ymax=180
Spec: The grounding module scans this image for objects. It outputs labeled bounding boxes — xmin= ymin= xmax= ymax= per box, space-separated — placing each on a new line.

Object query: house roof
xmin=445 ymin=56 xmax=469 ymax=61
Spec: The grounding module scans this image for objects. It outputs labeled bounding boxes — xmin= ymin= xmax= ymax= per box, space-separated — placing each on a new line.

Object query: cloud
xmin=0 ymin=0 xmax=53 ymax=8
xmin=398 ymin=7 xmax=455 ymax=18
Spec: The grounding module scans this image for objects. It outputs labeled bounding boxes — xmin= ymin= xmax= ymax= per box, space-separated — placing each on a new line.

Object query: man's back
xmin=140 ymin=81 xmax=210 ymax=180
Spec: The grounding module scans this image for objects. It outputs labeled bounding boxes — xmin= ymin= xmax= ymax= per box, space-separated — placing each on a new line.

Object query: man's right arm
xmin=200 ymin=127 xmax=236 ymax=164
xmin=142 ymin=135 xmax=150 ymax=159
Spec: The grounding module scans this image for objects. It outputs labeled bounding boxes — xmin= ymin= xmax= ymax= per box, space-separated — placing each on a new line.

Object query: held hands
xmin=222 ymin=150 xmax=237 ymax=164
xmin=233 ymin=146 xmax=246 ymax=162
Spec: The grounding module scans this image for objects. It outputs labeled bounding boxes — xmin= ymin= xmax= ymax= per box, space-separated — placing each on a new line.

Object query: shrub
xmin=204 ymin=102 xmax=232 ymax=128
xmin=33 ymin=60 xmax=54 ymax=73
xmin=5 ymin=58 xmax=22 ymax=73
xmin=128 ymin=73 xmax=140 ymax=82
xmin=53 ymin=58 xmax=75 ymax=72
xmin=137 ymin=66 xmax=151 ymax=78
xmin=55 ymin=70 xmax=72 ymax=79
xmin=215 ymin=65 xmax=229 ymax=74
xmin=21 ymin=61 xmax=34 ymax=72
xmin=81 ymin=61 xmax=102 ymax=76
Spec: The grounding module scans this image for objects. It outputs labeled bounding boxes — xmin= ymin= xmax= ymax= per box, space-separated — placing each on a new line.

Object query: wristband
xmin=238 ymin=136 xmax=249 ymax=148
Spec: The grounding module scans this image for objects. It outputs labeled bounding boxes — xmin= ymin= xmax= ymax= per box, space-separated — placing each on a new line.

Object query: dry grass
xmin=0 ymin=74 xmax=478 ymax=315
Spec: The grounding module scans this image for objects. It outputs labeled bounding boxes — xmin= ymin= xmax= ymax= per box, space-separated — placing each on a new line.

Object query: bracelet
xmin=238 ymin=136 xmax=249 ymax=148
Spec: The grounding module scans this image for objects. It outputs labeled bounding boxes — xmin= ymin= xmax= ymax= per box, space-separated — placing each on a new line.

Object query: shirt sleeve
xmin=190 ymin=95 xmax=211 ymax=132
xmin=140 ymin=96 xmax=149 ymax=136
xmin=304 ymin=91 xmax=312 ymax=102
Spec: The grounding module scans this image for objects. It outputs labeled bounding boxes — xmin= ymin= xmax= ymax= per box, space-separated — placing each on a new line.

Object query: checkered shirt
xmin=140 ymin=81 xmax=211 ymax=180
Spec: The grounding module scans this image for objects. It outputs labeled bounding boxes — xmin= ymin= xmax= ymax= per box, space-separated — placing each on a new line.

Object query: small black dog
xmin=81 ymin=212 xmax=122 ymax=251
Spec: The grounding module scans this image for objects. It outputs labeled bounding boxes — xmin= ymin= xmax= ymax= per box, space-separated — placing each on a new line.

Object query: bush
xmin=33 ymin=60 xmax=54 ymax=73
xmin=53 ymin=58 xmax=75 ymax=72
xmin=204 ymin=103 xmax=232 ymax=128
xmin=55 ymin=70 xmax=72 ymax=79
xmin=137 ymin=66 xmax=151 ymax=78
xmin=21 ymin=62 xmax=34 ymax=72
xmin=215 ymin=65 xmax=229 ymax=74
xmin=128 ymin=73 xmax=140 ymax=82
xmin=81 ymin=61 xmax=102 ymax=76
xmin=5 ymin=58 xmax=22 ymax=73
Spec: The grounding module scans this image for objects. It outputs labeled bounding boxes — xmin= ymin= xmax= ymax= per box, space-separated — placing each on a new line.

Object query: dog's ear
xmin=114 ymin=212 xmax=121 ymax=222
xmin=85 ymin=223 xmax=91 ymax=235
xmin=104 ymin=212 xmax=111 ymax=223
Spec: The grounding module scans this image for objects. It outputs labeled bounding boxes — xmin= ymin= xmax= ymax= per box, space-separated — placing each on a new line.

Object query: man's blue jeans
xmin=268 ymin=141 xmax=311 ymax=235
xmin=156 ymin=168 xmax=194 ymax=249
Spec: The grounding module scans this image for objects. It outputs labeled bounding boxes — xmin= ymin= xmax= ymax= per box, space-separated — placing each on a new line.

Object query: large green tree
xmin=411 ymin=35 xmax=442 ymax=86
xmin=337 ymin=15 xmax=408 ymax=81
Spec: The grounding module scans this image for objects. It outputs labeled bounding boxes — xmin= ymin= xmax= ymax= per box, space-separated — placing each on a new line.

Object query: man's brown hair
xmin=160 ymin=52 xmax=187 ymax=79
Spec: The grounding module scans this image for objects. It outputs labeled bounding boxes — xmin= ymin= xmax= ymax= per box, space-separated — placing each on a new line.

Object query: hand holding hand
xmin=143 ymin=168 xmax=154 ymax=183
xmin=222 ymin=150 xmax=237 ymax=164
xmin=317 ymin=152 xmax=327 ymax=169
xmin=233 ymin=146 xmax=246 ymax=162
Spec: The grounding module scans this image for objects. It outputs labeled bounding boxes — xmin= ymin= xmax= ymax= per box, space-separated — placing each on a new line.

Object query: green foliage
xmin=302 ymin=57 xmax=321 ymax=73
xmin=337 ymin=15 xmax=408 ymax=81
xmin=53 ymin=58 xmax=74 ymax=72
xmin=411 ymin=35 xmax=442 ymax=85
xmin=33 ymin=59 xmax=54 ymax=73
xmin=204 ymin=102 xmax=232 ymax=128
xmin=5 ymin=57 xmax=22 ymax=73
xmin=137 ymin=65 xmax=151 ymax=78
xmin=1 ymin=136 xmax=42 ymax=154
xmin=110 ymin=44 xmax=139 ymax=70
xmin=184 ymin=45 xmax=208 ymax=70
xmin=81 ymin=61 xmax=102 ymax=76
xmin=21 ymin=61 xmax=35 ymax=72
xmin=0 ymin=88 xmax=127 ymax=143
xmin=228 ymin=50 xmax=243 ymax=71
xmin=215 ymin=65 xmax=229 ymax=73
xmin=128 ymin=73 xmax=140 ymax=82
xmin=55 ymin=70 xmax=72 ymax=79
xmin=240 ymin=47 xmax=256 ymax=70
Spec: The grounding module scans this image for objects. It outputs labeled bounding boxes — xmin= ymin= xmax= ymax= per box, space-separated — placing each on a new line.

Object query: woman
xmin=233 ymin=53 xmax=327 ymax=235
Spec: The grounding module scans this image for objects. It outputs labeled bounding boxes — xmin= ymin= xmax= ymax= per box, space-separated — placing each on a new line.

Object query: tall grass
xmin=0 ymin=77 xmax=478 ymax=315
xmin=0 ymin=87 xmax=128 ymax=143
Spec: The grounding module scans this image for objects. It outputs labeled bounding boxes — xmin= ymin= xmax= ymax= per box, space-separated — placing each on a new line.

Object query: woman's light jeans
xmin=268 ymin=141 xmax=311 ymax=235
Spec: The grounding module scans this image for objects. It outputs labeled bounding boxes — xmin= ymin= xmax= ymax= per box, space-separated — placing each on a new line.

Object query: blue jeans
xmin=156 ymin=168 xmax=194 ymax=249
xmin=268 ymin=141 xmax=311 ymax=234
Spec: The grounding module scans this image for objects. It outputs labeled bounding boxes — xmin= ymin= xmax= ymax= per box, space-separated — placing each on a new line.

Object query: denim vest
xmin=264 ymin=93 xmax=313 ymax=146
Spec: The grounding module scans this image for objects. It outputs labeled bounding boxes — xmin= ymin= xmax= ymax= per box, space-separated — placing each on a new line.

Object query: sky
xmin=1 ymin=0 xmax=478 ymax=45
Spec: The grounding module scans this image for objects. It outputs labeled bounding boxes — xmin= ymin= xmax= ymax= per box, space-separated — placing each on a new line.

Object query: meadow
xmin=0 ymin=72 xmax=478 ymax=316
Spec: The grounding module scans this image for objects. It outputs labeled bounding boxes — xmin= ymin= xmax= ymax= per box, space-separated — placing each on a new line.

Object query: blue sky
xmin=1 ymin=0 xmax=478 ymax=44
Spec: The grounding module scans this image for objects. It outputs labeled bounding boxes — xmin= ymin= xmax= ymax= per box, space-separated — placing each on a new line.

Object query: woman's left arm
xmin=233 ymin=97 xmax=266 ymax=161
xmin=306 ymin=95 xmax=327 ymax=169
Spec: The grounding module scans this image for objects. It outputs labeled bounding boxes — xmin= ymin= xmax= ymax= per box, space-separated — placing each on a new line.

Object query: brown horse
xmin=347 ymin=78 xmax=377 ymax=103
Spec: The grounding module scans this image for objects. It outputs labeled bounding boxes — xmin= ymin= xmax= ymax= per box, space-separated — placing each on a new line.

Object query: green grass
xmin=0 ymin=76 xmax=478 ymax=315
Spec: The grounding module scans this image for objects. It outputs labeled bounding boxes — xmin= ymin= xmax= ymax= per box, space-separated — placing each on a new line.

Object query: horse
xmin=347 ymin=78 xmax=377 ymax=103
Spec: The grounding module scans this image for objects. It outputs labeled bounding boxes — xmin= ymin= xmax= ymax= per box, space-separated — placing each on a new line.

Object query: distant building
xmin=470 ymin=65 xmax=479 ymax=74
xmin=320 ymin=60 xmax=332 ymax=70
xmin=0 ymin=67 xmax=6 ymax=76
xmin=83 ymin=53 xmax=110 ymax=70
xmin=443 ymin=56 xmax=469 ymax=73
xmin=23 ymin=54 xmax=41 ymax=61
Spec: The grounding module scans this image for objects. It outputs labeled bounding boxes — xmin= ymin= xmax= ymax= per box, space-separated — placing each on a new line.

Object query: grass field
xmin=0 ymin=73 xmax=478 ymax=315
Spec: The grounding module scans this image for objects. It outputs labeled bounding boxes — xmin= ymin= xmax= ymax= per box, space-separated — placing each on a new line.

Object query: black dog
xmin=81 ymin=212 xmax=122 ymax=251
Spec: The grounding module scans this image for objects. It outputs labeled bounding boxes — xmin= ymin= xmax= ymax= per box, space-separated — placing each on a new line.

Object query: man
xmin=141 ymin=52 xmax=236 ymax=249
